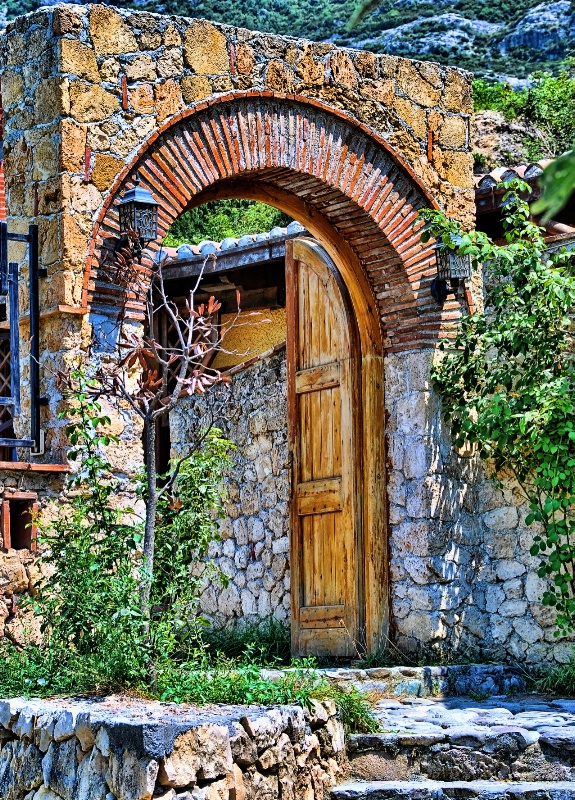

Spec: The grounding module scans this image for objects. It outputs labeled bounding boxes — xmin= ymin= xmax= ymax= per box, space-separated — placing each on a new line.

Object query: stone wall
xmin=385 ymin=349 xmax=570 ymax=666
xmin=0 ymin=467 xmax=68 ymax=647
xmin=0 ymin=2 xmax=561 ymax=665
xmin=0 ymin=695 xmax=345 ymax=800
xmin=171 ymin=348 xmax=290 ymax=626
xmin=171 ymin=344 xmax=570 ymax=665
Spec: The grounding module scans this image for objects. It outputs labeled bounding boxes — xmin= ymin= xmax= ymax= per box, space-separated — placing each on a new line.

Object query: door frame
xmin=286 ymin=238 xmax=387 ymax=656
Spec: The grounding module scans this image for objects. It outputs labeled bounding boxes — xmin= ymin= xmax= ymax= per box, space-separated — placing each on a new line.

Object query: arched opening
xmin=87 ymin=94 xmax=441 ymax=656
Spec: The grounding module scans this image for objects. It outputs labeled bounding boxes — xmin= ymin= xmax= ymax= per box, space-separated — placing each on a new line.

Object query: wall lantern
xmin=118 ymin=171 xmax=159 ymax=259
xmin=430 ymin=238 xmax=472 ymax=304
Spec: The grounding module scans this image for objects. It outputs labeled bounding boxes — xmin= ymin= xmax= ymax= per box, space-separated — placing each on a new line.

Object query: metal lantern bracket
xmin=0 ymin=221 xmax=46 ymax=453
xmin=431 ymin=239 xmax=472 ymax=304
xmin=117 ymin=171 xmax=159 ymax=262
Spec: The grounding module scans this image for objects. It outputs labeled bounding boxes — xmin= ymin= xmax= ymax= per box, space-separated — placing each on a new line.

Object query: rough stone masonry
xmin=0 ymin=3 xmax=566 ymax=664
xmin=0 ymin=695 xmax=346 ymax=800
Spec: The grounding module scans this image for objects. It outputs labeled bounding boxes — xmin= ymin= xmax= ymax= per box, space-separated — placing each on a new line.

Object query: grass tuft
xmin=202 ymin=620 xmax=291 ymax=665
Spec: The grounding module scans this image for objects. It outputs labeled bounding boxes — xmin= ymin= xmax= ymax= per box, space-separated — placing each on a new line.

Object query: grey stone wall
xmin=171 ymin=344 xmax=569 ymax=664
xmin=170 ymin=349 xmax=290 ymax=626
xmin=0 ymin=695 xmax=345 ymax=800
xmin=385 ymin=348 xmax=569 ymax=666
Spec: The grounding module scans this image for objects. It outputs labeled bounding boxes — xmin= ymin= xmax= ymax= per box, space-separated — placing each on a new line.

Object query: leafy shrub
xmin=535 ymin=653 xmax=575 ymax=695
xmin=150 ymin=432 xmax=234 ymax=663
xmin=473 ymin=66 xmax=575 ymax=159
xmin=0 ymin=372 xmax=234 ymax=696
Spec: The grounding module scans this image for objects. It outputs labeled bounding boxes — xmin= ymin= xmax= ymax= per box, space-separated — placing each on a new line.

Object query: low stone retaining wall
xmin=0 ymin=696 xmax=346 ymax=800
xmin=262 ymin=665 xmax=526 ymax=698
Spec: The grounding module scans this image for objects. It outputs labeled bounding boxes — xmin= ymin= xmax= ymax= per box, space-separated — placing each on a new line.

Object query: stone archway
xmin=4 ymin=5 xmax=501 ymax=660
xmin=87 ymin=93 xmax=442 ymax=353
xmin=85 ymin=92 xmax=443 ymax=653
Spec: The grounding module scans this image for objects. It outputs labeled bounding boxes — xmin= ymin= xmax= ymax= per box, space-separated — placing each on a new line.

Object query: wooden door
xmin=286 ymin=238 xmax=362 ymax=658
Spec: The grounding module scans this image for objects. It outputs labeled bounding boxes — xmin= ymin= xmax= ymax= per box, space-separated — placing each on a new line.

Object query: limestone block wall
xmin=0 ymin=467 xmax=69 ymax=646
xmin=173 ymin=345 xmax=570 ymax=664
xmin=0 ymin=695 xmax=345 ymax=800
xmin=171 ymin=349 xmax=290 ymax=625
xmin=385 ymin=349 xmax=571 ymax=666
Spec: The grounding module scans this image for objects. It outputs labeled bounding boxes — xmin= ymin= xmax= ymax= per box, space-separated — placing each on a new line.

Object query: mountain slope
xmin=2 ymin=0 xmax=573 ymax=76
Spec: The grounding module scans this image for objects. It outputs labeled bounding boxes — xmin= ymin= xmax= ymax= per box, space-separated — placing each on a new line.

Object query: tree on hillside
xmin=164 ymin=200 xmax=292 ymax=247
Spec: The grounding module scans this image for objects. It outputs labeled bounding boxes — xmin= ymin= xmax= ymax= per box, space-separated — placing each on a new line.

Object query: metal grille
xmin=0 ymin=331 xmax=14 ymax=460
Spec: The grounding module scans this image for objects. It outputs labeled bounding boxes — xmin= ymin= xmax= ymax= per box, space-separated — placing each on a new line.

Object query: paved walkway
xmin=371 ymin=696 xmax=575 ymax=749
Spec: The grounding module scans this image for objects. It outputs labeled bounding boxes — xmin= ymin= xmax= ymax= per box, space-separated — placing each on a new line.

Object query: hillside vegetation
xmin=2 ymin=0 xmax=574 ymax=77
xmin=473 ymin=65 xmax=575 ymax=166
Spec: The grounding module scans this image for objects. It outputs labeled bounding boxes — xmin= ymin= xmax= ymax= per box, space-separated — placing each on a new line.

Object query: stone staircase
xmin=330 ymin=669 xmax=575 ymax=800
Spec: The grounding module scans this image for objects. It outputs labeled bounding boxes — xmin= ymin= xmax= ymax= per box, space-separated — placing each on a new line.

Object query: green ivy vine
xmin=420 ymin=179 xmax=575 ymax=636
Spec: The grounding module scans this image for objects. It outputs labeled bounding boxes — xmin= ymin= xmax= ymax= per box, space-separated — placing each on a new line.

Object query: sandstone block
xmin=125 ymin=54 xmax=157 ymax=82
xmin=418 ymin=61 xmax=444 ymax=90
xmin=354 ymin=51 xmax=377 ymax=79
xmin=438 ymin=115 xmax=467 ymax=149
xmin=32 ymin=135 xmax=58 ymax=182
xmin=266 ymin=60 xmax=295 ymax=93
xmin=360 ymin=79 xmax=394 ymax=105
xmin=6 ymin=32 xmax=26 ymax=66
xmin=89 ymin=5 xmax=138 ymax=57
xmin=329 ymin=51 xmax=358 ymax=89
xmin=164 ymin=24 xmax=182 ymax=46
xmin=59 ymin=120 xmax=86 ymax=173
xmin=296 ymin=44 xmax=324 ymax=85
xmin=154 ymin=79 xmax=183 ymax=123
xmin=91 ymin=153 xmax=123 ymax=192
xmin=184 ymin=20 xmax=229 ymax=74
xmin=2 ymin=69 xmax=24 ymax=107
xmin=396 ymin=61 xmax=441 ymax=107
xmin=35 ymin=76 xmax=70 ymax=124
xmin=69 ymin=82 xmax=120 ymax=123
xmin=130 ymin=83 xmax=155 ymax=114
xmin=0 ymin=553 xmax=29 ymax=594
xmin=158 ymin=48 xmax=184 ymax=78
xmin=53 ymin=6 xmax=83 ymax=35
xmin=394 ymin=96 xmax=427 ymax=140
xmin=437 ymin=149 xmax=474 ymax=188
xmin=60 ymin=39 xmax=100 ymax=82
xmin=442 ymin=69 xmax=473 ymax=114
xmin=140 ymin=30 xmax=162 ymax=50
xmin=235 ymin=43 xmax=255 ymax=76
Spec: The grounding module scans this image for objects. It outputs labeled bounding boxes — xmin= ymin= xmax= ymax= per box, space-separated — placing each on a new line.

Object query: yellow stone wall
xmin=0 ymin=2 xmax=475 ymax=470
xmin=212 ymin=308 xmax=287 ymax=370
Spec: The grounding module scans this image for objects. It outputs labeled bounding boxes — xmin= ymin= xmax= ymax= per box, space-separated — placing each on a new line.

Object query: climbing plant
xmin=420 ymin=180 xmax=575 ymax=636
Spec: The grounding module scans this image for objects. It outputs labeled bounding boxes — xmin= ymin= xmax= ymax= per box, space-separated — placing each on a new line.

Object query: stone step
xmin=348 ymin=697 xmax=575 ymax=783
xmin=331 ymin=781 xmax=575 ymax=800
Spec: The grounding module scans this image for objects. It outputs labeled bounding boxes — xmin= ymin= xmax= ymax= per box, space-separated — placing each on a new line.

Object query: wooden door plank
xmin=300 ymin=604 xmax=346 ymax=627
xmin=285 ymin=240 xmax=302 ymax=657
xmin=295 ymin=362 xmax=340 ymax=394
xmin=288 ymin=238 xmax=364 ymax=658
xmin=296 ymin=477 xmax=342 ymax=515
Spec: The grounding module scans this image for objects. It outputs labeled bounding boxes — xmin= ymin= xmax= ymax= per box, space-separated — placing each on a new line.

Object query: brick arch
xmin=87 ymin=92 xmax=446 ymax=352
